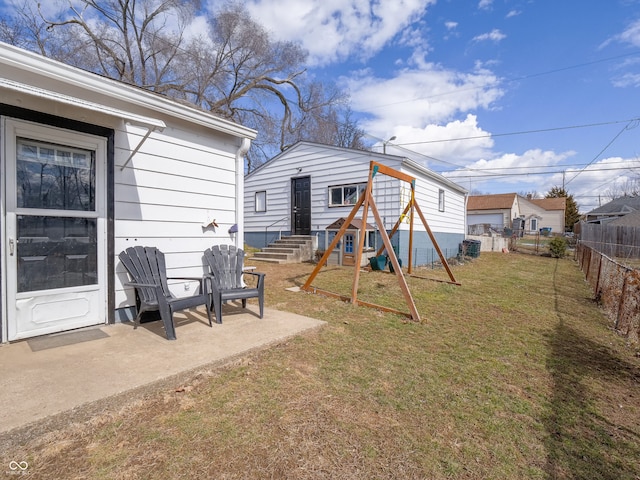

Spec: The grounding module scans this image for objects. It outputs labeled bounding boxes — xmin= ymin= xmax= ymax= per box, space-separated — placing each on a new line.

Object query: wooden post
xmin=302 ymin=160 xmax=458 ymax=323
xmin=413 ymin=200 xmax=457 ymax=284
xmin=352 ymin=169 xmax=374 ymax=303
xmin=302 ymin=192 xmax=365 ymax=291
xmin=369 ymin=195 xmax=420 ymax=321
xmin=408 ymin=180 xmax=415 ymax=274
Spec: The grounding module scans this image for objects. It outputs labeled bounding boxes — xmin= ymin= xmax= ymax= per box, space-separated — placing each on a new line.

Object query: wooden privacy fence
xmin=577 ymin=243 xmax=640 ymax=344
xmin=578 ymin=222 xmax=640 ymax=259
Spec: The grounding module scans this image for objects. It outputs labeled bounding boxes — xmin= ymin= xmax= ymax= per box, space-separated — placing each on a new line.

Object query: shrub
xmin=549 ymin=236 xmax=567 ymax=258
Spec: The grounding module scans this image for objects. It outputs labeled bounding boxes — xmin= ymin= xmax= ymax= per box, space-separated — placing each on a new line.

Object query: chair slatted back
xmin=204 ymin=245 xmax=245 ymax=290
xmin=119 ymin=246 xmax=171 ymax=302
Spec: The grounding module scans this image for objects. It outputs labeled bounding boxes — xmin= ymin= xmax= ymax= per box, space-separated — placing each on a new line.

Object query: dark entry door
xmin=292 ymin=176 xmax=311 ymax=235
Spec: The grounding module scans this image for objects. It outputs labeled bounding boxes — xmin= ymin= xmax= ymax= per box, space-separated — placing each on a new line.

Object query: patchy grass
xmin=3 ymin=253 xmax=639 ymax=479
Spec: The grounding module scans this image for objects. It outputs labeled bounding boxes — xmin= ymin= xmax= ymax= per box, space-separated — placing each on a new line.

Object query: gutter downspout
xmin=235 ymin=138 xmax=252 ymax=248
xmin=464 ymin=193 xmax=469 ymax=238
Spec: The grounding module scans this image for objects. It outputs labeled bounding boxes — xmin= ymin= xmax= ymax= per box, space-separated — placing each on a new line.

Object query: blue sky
xmin=243 ymin=0 xmax=640 ymax=213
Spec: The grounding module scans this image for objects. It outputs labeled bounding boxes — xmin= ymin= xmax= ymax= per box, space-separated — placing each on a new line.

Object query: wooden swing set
xmin=301 ymin=161 xmax=460 ymax=322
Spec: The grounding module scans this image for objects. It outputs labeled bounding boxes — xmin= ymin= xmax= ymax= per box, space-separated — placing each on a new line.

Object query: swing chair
xmin=301 ymin=161 xmax=460 ymax=322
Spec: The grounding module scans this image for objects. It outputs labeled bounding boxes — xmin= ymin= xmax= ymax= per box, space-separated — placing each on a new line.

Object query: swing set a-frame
xmin=301 ymin=161 xmax=460 ymax=322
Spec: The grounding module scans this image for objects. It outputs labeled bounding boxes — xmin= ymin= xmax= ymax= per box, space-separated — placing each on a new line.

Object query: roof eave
xmin=0 ymin=42 xmax=257 ymax=140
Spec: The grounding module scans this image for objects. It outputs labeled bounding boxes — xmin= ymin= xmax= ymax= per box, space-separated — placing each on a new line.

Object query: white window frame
xmin=438 ymin=189 xmax=445 ymax=212
xmin=255 ymin=191 xmax=266 ymax=212
xmin=329 ymin=183 xmax=367 ymax=207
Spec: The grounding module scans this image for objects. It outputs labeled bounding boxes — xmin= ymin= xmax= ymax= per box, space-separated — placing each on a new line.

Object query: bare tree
xmin=33 ymin=0 xmax=196 ymax=92
xmin=1 ymin=1 xmax=360 ymax=170
xmin=604 ymin=177 xmax=640 ymax=200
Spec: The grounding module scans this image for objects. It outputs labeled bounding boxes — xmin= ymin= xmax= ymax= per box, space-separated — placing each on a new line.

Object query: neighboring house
xmin=608 ymin=210 xmax=640 ymax=227
xmin=467 ymin=193 xmax=565 ymax=234
xmin=0 ymin=42 xmax=256 ymax=342
xmin=243 ymin=141 xmax=468 ymax=266
xmin=523 ymin=197 xmax=566 ymax=233
xmin=467 ymin=193 xmax=519 ymax=234
xmin=584 ymin=196 xmax=640 ymax=224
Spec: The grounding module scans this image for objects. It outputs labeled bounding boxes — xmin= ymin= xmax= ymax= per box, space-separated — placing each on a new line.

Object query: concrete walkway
xmin=0 ymin=306 xmax=324 ymax=434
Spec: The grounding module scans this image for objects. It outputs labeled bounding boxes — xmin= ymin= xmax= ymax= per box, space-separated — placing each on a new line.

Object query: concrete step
xmin=255 ymin=235 xmax=315 ymax=264
xmin=251 ymin=256 xmax=286 ymax=264
xmin=273 ymin=239 xmax=311 ymax=246
xmin=262 ymin=247 xmax=297 ymax=254
xmin=253 ymin=251 xmax=294 ymax=261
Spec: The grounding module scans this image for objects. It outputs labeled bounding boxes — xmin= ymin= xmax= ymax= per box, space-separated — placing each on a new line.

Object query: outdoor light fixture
xmin=383 ymin=135 xmax=396 ymax=154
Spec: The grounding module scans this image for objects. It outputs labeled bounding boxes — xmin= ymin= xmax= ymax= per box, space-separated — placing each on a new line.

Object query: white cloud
xmin=472 ymin=29 xmax=506 ymax=43
xmin=612 ymin=72 xmax=640 ymax=87
xmin=383 ymin=114 xmax=495 ymax=167
xmin=341 ymin=57 xmax=503 ymax=135
xmin=445 ymin=21 xmax=458 ymax=30
xmin=506 ymin=10 xmax=521 ymax=18
xmin=478 ymin=0 xmax=494 ymax=10
xmin=456 ymin=149 xmax=573 ymax=180
xmin=612 ymin=18 xmax=640 ymax=47
xmin=241 ymin=0 xmax=437 ymax=66
xmin=444 ymin=148 xmax=576 ymax=193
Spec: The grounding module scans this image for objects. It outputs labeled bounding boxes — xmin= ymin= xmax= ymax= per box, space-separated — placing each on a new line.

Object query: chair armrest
xmin=243 ymin=271 xmax=266 ymax=290
xmin=166 ymin=276 xmax=207 ymax=282
xmin=124 ymin=282 xmax=160 ymax=288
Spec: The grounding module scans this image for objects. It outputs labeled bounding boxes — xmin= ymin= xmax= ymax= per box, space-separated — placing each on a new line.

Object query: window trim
xmin=438 ymin=189 xmax=445 ymax=212
xmin=328 ymin=183 xmax=367 ymax=207
xmin=255 ymin=190 xmax=266 ymax=212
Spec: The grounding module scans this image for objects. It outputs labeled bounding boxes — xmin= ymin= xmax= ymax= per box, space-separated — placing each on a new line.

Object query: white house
xmin=467 ymin=193 xmax=565 ymax=234
xmin=0 ymin=42 xmax=256 ymax=342
xmin=244 ymin=142 xmax=468 ymax=266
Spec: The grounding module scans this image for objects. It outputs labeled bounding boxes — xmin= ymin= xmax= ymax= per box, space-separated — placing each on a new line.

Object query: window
xmin=438 ymin=189 xmax=445 ymax=212
xmin=328 ymin=183 xmax=367 ymax=207
xmin=344 ymin=234 xmax=354 ymax=253
xmin=531 ymin=218 xmax=538 ymax=231
xmin=255 ymin=191 xmax=266 ymax=212
xmin=367 ymin=231 xmax=376 ymax=250
xmin=17 ymin=139 xmax=95 ymax=211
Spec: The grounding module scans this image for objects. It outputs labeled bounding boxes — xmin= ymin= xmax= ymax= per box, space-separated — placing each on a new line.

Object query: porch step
xmin=251 ymin=235 xmax=314 ymax=264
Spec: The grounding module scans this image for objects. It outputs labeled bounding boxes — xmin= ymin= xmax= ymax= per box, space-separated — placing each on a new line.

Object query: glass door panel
xmin=5 ymin=120 xmax=107 ymax=341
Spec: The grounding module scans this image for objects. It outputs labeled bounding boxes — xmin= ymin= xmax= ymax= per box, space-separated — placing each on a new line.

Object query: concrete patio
xmin=0 ymin=305 xmax=325 ymax=434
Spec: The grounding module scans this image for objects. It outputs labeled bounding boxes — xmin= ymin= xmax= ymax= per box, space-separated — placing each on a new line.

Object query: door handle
xmin=9 ymin=238 xmax=15 ymax=256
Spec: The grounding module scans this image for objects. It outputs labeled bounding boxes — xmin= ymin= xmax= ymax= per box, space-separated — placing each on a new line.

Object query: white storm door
xmin=4 ymin=119 xmax=107 ymax=341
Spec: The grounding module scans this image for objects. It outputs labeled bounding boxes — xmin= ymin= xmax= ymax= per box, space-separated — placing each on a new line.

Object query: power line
xmin=396 ymin=118 xmax=640 ymax=146
xmin=442 ymin=159 xmax=638 ymax=173
xmin=443 ymin=164 xmax=639 ymax=179
xmin=564 ymin=119 xmax=640 ymax=187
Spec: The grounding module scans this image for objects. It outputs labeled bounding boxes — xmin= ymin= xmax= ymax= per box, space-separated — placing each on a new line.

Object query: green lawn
xmin=5 ymin=253 xmax=640 ymax=479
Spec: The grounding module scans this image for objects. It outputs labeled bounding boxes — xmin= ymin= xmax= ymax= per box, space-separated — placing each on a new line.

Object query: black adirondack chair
xmin=203 ymin=245 xmax=265 ymax=323
xmin=119 ymin=246 xmax=212 ymax=340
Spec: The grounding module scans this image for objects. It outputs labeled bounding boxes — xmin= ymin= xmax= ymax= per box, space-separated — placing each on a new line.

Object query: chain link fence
xmin=577 ymin=243 xmax=640 ymax=344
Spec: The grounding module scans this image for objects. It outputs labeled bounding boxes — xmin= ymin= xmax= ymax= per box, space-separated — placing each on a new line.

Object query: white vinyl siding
xmin=244 ymin=143 xmax=404 ymax=234
xmin=114 ymin=123 xmax=240 ymax=308
xmin=244 ymin=143 xmax=467 ymax=237
xmin=399 ymin=162 xmax=466 ymax=235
